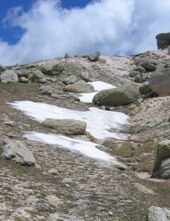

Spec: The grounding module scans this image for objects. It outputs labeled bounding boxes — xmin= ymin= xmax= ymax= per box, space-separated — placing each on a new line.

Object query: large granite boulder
xmin=152 ymin=140 xmax=170 ymax=179
xmin=156 ymin=32 xmax=170 ymax=49
xmin=148 ymin=206 xmax=170 ymax=221
xmin=149 ymin=69 xmax=170 ymax=96
xmin=2 ymin=140 xmax=37 ymax=166
xmin=0 ymin=70 xmax=18 ymax=83
xmin=63 ymin=82 xmax=95 ymax=93
xmin=42 ymin=119 xmax=87 ymax=135
xmin=93 ymin=83 xmax=140 ymax=107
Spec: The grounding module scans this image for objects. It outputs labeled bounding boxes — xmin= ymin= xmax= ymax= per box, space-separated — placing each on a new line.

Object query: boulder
xmin=80 ymin=72 xmax=90 ymax=82
xmin=2 ymin=140 xmax=37 ymax=166
xmin=156 ymin=32 xmax=170 ymax=49
xmin=133 ymin=66 xmax=146 ymax=73
xmin=152 ymin=140 xmax=170 ymax=179
xmin=88 ymin=52 xmax=100 ymax=62
xmin=149 ymin=69 xmax=170 ymax=96
xmin=148 ymin=206 xmax=170 ymax=221
xmin=39 ymin=85 xmax=53 ymax=95
xmin=63 ymin=75 xmax=77 ymax=85
xmin=93 ymin=83 xmax=140 ymax=107
xmin=42 ymin=119 xmax=87 ymax=135
xmin=41 ymin=63 xmax=64 ymax=75
xmin=31 ymin=69 xmax=46 ymax=83
xmin=19 ymin=77 xmax=30 ymax=83
xmin=0 ymin=70 xmax=18 ymax=83
xmin=129 ymin=71 xmax=140 ymax=77
xmin=141 ymin=61 xmax=156 ymax=72
xmin=63 ymin=82 xmax=95 ymax=93
xmin=134 ymin=59 xmax=156 ymax=71
xmin=139 ymin=82 xmax=151 ymax=94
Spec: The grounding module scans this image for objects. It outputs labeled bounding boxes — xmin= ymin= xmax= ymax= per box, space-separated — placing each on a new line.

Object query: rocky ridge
xmin=0 ymin=50 xmax=170 ymax=221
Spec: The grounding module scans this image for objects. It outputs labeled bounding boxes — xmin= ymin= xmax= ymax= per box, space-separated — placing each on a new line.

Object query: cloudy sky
xmin=0 ymin=0 xmax=170 ymax=65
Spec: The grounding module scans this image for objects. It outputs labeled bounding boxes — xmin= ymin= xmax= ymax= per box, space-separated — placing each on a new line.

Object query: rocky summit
xmin=0 ymin=36 xmax=170 ymax=221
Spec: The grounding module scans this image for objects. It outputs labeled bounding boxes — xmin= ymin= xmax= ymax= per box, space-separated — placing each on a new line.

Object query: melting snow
xmin=24 ymin=131 xmax=126 ymax=167
xmin=9 ymin=81 xmax=129 ymax=165
xmin=10 ymin=101 xmax=129 ymax=140
xmin=79 ymin=81 xmax=115 ymax=103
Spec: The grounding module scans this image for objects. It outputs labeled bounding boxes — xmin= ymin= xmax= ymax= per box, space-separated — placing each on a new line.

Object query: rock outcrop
xmin=156 ymin=32 xmax=170 ymax=49
xmin=93 ymin=83 xmax=140 ymax=106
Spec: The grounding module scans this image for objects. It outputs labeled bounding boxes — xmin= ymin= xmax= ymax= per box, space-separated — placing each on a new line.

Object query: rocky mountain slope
xmin=0 ymin=49 xmax=170 ymax=221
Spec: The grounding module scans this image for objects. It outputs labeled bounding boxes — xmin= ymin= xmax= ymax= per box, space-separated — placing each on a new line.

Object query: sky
xmin=0 ymin=0 xmax=170 ymax=65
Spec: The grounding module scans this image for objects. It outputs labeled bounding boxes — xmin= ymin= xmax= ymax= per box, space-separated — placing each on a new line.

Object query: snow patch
xmin=24 ymin=131 xmax=126 ymax=167
xmin=10 ymin=100 xmax=129 ymax=140
xmin=79 ymin=81 xmax=115 ymax=103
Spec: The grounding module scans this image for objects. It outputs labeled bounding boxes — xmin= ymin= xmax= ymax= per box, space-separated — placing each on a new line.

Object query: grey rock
xmin=134 ymin=59 xmax=156 ymax=71
xmin=63 ymin=82 xmax=95 ymax=93
xmin=0 ymin=65 xmax=5 ymax=73
xmin=141 ymin=61 xmax=156 ymax=72
xmin=30 ymin=69 xmax=46 ymax=83
xmin=152 ymin=140 xmax=170 ymax=179
xmin=93 ymin=83 xmax=140 ymax=107
xmin=139 ymin=82 xmax=151 ymax=94
xmin=19 ymin=77 xmax=30 ymax=83
xmin=80 ymin=72 xmax=90 ymax=82
xmin=47 ymin=195 xmax=59 ymax=207
xmin=134 ymin=73 xmax=144 ymax=83
xmin=39 ymin=85 xmax=53 ymax=95
xmin=42 ymin=119 xmax=87 ymax=135
xmin=129 ymin=71 xmax=140 ymax=77
xmin=88 ymin=52 xmax=100 ymax=62
xmin=63 ymin=75 xmax=77 ymax=85
xmin=133 ymin=66 xmax=146 ymax=73
xmin=41 ymin=63 xmax=64 ymax=75
xmin=48 ymin=168 xmax=58 ymax=175
xmin=62 ymin=178 xmax=75 ymax=185
xmin=148 ymin=206 xmax=170 ymax=221
xmin=156 ymin=32 xmax=170 ymax=49
xmin=0 ymin=70 xmax=18 ymax=83
xmin=2 ymin=140 xmax=37 ymax=166
xmin=149 ymin=69 xmax=170 ymax=96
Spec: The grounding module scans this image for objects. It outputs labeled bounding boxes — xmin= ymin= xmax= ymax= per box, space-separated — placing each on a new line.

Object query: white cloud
xmin=1 ymin=0 xmax=170 ymax=65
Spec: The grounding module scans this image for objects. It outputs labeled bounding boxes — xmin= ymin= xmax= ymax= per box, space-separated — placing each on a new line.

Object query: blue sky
xmin=0 ymin=0 xmax=92 ymax=44
xmin=0 ymin=0 xmax=170 ymax=65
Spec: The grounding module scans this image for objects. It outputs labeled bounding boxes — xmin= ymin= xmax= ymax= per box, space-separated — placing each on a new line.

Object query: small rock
xmin=47 ymin=195 xmax=60 ymax=207
xmin=48 ymin=168 xmax=59 ymax=175
xmin=62 ymin=178 xmax=75 ymax=185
